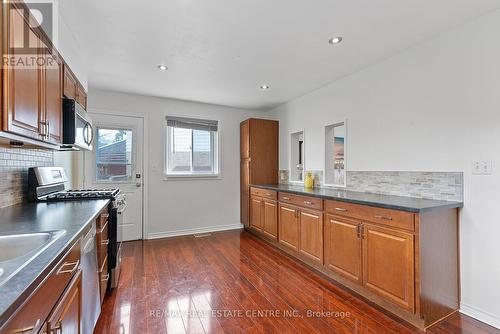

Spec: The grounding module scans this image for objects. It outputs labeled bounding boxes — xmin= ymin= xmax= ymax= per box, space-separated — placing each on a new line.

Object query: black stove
xmin=28 ymin=167 xmax=126 ymax=291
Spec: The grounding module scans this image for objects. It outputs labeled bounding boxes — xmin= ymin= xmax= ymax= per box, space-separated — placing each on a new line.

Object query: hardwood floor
xmin=94 ymin=229 xmax=499 ymax=334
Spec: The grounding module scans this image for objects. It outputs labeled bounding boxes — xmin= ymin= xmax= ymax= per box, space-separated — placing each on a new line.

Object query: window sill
xmin=164 ymin=174 xmax=221 ymax=181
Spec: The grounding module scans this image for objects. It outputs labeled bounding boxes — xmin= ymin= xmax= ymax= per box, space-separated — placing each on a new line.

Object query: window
xmin=165 ymin=116 xmax=219 ymax=177
xmin=96 ymin=128 xmax=133 ymax=182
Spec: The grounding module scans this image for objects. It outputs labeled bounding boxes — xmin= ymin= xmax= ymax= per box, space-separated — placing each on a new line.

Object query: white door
xmin=84 ymin=113 xmax=144 ymax=241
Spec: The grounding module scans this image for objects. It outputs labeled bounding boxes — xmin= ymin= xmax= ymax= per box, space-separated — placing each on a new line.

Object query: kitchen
xmin=1 ymin=1 xmax=500 ymax=334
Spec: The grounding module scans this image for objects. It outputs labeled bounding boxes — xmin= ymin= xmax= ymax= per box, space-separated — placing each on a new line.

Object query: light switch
xmin=472 ymin=161 xmax=493 ymax=175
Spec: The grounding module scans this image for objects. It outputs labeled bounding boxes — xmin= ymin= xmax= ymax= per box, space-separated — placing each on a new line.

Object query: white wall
xmin=88 ymin=88 xmax=265 ymax=238
xmin=269 ymin=9 xmax=500 ymax=329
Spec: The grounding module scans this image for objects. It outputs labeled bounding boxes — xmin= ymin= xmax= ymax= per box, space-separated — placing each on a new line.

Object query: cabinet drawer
xmin=279 ymin=192 xmax=323 ymax=211
xmin=99 ymin=256 xmax=109 ymax=304
xmin=250 ymin=187 xmax=277 ymax=200
xmin=96 ymin=221 xmax=109 ymax=268
xmin=325 ymin=200 xmax=415 ymax=231
xmin=1 ymin=240 xmax=81 ymax=334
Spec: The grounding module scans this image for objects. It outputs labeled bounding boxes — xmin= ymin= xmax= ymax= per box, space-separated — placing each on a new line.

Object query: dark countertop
xmin=0 ymin=199 xmax=110 ymax=326
xmin=251 ymin=184 xmax=463 ymax=213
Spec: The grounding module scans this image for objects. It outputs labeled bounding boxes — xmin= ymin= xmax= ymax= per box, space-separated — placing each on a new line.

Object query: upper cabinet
xmin=1 ymin=0 xmax=86 ymax=148
xmin=3 ymin=4 xmax=45 ymax=141
xmin=63 ymin=65 xmax=87 ymax=110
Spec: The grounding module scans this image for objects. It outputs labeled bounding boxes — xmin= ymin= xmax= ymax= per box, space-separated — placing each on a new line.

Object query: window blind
xmin=166 ymin=116 xmax=218 ymax=132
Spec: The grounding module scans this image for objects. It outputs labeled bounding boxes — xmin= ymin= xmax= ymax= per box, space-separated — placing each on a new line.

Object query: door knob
xmin=136 ymin=183 xmax=142 ymax=187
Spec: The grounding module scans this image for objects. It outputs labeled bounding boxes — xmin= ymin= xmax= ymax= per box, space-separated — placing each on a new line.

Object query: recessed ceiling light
xmin=329 ymin=37 xmax=343 ymax=45
xmin=260 ymin=84 xmax=270 ymax=90
xmin=158 ymin=64 xmax=168 ymax=71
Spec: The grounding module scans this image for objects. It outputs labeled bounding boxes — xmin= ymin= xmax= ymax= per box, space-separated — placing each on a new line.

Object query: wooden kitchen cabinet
xmin=262 ymin=200 xmax=278 ymax=239
xmin=324 ymin=214 xmax=362 ymax=283
xmin=362 ymin=223 xmax=415 ymax=312
xmin=250 ymin=197 xmax=263 ymax=230
xmin=249 ymin=191 xmax=278 ymax=240
xmin=240 ymin=119 xmax=278 ymax=226
xmin=43 ymin=47 xmax=63 ymax=144
xmin=46 ymin=270 xmax=83 ymax=334
xmin=2 ymin=4 xmax=44 ymax=140
xmin=1 ymin=1 xmax=69 ymax=145
xmin=63 ymin=66 xmax=78 ymax=100
xmin=76 ymin=84 xmax=87 ymax=110
xmin=278 ymin=204 xmax=299 ymax=251
xmin=299 ymin=209 xmax=323 ymax=264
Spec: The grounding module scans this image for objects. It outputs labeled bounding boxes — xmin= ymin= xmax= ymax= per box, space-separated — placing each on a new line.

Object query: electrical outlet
xmin=472 ymin=161 xmax=493 ymax=175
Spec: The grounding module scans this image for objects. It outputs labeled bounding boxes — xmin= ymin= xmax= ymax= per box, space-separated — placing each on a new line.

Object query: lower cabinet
xmin=362 ymin=223 xmax=414 ymax=312
xmin=250 ymin=197 xmax=263 ymax=230
xmin=262 ymin=200 xmax=278 ymax=239
xmin=299 ymin=209 xmax=323 ymax=264
xmin=278 ymin=204 xmax=299 ymax=251
xmin=324 ymin=216 xmax=415 ymax=312
xmin=46 ymin=270 xmax=83 ymax=334
xmin=250 ymin=195 xmax=278 ymax=240
xmin=324 ymin=214 xmax=362 ymax=283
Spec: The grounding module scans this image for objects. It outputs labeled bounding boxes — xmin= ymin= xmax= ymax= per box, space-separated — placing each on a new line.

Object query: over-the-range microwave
xmin=62 ymin=98 xmax=94 ymax=151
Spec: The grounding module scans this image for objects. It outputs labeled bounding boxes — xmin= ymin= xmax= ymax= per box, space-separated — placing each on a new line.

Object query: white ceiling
xmin=59 ymin=0 xmax=500 ymax=111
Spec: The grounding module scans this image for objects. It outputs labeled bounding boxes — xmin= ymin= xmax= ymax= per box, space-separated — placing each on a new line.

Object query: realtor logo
xmin=2 ymin=1 xmax=57 ymax=69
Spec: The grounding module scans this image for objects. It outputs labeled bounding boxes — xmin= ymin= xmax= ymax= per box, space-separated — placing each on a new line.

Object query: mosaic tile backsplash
xmin=279 ymin=170 xmax=463 ymax=202
xmin=0 ymin=147 xmax=53 ymax=208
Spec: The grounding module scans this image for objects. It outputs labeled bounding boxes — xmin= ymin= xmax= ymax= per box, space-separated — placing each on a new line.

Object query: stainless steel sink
xmin=0 ymin=230 xmax=66 ymax=286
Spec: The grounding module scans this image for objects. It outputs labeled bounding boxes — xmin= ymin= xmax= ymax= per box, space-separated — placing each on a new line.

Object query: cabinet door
xmin=240 ymin=120 xmax=250 ymax=158
xmin=43 ymin=48 xmax=63 ymax=143
xmin=250 ymin=197 xmax=263 ymax=230
xmin=262 ymin=200 xmax=278 ymax=239
xmin=76 ymin=85 xmax=87 ymax=110
xmin=279 ymin=205 xmax=299 ymax=251
xmin=324 ymin=215 xmax=362 ymax=283
xmin=240 ymin=191 xmax=249 ymax=226
xmin=362 ymin=224 xmax=415 ymax=311
xmin=240 ymin=159 xmax=250 ymax=226
xmin=3 ymin=6 xmax=43 ymax=139
xmin=299 ymin=209 xmax=323 ymax=264
xmin=47 ymin=269 xmax=82 ymax=334
xmin=63 ymin=66 xmax=77 ymax=100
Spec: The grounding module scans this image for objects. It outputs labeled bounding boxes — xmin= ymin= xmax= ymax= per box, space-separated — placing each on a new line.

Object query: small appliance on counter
xmin=27 ymin=167 xmax=126 ymax=291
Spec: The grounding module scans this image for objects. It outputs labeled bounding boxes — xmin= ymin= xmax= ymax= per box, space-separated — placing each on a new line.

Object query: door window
xmin=95 ymin=128 xmax=133 ymax=182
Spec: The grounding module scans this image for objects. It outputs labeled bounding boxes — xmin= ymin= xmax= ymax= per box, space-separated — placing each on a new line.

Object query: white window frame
xmin=164 ymin=116 xmax=221 ymax=180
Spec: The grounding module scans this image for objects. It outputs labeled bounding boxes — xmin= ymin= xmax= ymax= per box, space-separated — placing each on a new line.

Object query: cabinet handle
xmin=13 ymin=319 xmax=40 ymax=333
xmin=356 ymin=225 xmax=361 ymax=238
xmin=303 ymin=201 xmax=312 ymax=205
xmin=361 ymin=225 xmax=365 ymax=239
xmin=282 ymin=196 xmax=291 ymax=200
xmin=374 ymin=215 xmax=393 ymax=221
xmin=46 ymin=122 xmax=50 ymax=139
xmin=57 ymin=260 xmax=79 ymax=275
xmin=102 ymin=239 xmax=110 ymax=246
xmin=335 ymin=207 xmax=347 ymax=212
xmin=39 ymin=121 xmax=47 ymax=137
xmin=98 ymin=224 xmax=107 ymax=234
xmin=102 ymin=273 xmax=110 ymax=281
xmin=266 ymin=193 xmax=272 ymax=196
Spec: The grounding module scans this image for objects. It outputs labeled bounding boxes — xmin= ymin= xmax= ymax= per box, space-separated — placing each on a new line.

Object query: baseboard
xmin=147 ymin=223 xmax=243 ymax=240
xmin=460 ymin=302 xmax=500 ymax=329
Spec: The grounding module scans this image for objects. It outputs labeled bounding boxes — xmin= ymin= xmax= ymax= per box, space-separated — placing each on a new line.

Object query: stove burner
xmin=44 ymin=188 xmax=120 ymax=201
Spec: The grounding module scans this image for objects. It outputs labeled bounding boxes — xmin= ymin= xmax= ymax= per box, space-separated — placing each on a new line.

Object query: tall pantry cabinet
xmin=240 ymin=119 xmax=279 ymax=226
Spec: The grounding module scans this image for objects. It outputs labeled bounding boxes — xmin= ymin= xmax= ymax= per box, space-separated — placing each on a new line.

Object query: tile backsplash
xmin=0 ymin=147 xmax=53 ymax=208
xmin=279 ymin=169 xmax=463 ymax=202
